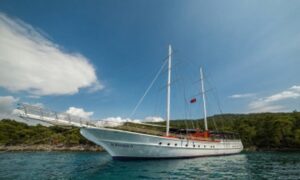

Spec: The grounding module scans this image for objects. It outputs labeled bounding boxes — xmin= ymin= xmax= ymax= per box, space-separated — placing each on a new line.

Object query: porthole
xmin=167 ymin=143 xmax=170 ymax=146
xmin=175 ymin=143 xmax=177 ymax=146
xmin=159 ymin=142 xmax=162 ymax=145
xmin=185 ymin=144 xmax=188 ymax=147
xmin=198 ymin=145 xmax=200 ymax=148
xmin=193 ymin=145 xmax=195 ymax=148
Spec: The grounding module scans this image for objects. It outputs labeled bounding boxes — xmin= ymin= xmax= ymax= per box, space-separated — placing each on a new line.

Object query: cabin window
xmin=167 ymin=143 xmax=170 ymax=146
xmin=175 ymin=143 xmax=177 ymax=146
xmin=185 ymin=144 xmax=188 ymax=147
xmin=193 ymin=145 xmax=195 ymax=148
xmin=198 ymin=145 xmax=200 ymax=148
xmin=159 ymin=142 xmax=162 ymax=145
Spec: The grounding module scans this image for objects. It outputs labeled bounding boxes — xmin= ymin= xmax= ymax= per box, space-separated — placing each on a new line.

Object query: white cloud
xmin=96 ymin=116 xmax=165 ymax=127
xmin=27 ymin=95 xmax=41 ymax=99
xmin=249 ymin=100 xmax=285 ymax=112
xmin=87 ymin=81 xmax=104 ymax=93
xmin=101 ymin=116 xmax=141 ymax=123
xmin=229 ymin=93 xmax=255 ymax=99
xmin=66 ymin=107 xmax=94 ymax=119
xmin=0 ymin=96 xmax=19 ymax=114
xmin=144 ymin=116 xmax=164 ymax=122
xmin=95 ymin=116 xmax=141 ymax=127
xmin=249 ymin=85 xmax=300 ymax=112
xmin=265 ymin=90 xmax=300 ymax=102
xmin=0 ymin=13 xmax=103 ymax=96
xmin=290 ymin=86 xmax=300 ymax=91
xmin=100 ymin=116 xmax=164 ymax=123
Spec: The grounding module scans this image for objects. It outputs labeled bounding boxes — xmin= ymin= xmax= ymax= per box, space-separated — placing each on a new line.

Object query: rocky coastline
xmin=0 ymin=144 xmax=103 ymax=152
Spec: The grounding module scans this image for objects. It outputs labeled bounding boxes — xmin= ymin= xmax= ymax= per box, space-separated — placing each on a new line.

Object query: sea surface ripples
xmin=0 ymin=151 xmax=299 ymax=179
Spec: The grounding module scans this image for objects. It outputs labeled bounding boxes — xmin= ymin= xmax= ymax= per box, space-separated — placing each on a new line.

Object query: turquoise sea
xmin=0 ymin=151 xmax=299 ymax=179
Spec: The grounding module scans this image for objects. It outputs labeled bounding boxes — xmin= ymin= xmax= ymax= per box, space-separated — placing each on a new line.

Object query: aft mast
xmin=200 ymin=67 xmax=208 ymax=131
xmin=166 ymin=45 xmax=172 ymax=136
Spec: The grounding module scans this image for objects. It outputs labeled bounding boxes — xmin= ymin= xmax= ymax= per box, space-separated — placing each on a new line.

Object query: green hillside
xmin=168 ymin=111 xmax=300 ymax=149
xmin=0 ymin=119 xmax=92 ymax=146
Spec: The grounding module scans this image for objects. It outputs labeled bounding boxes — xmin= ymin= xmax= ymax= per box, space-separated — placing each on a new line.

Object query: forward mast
xmin=200 ymin=67 xmax=208 ymax=131
xmin=166 ymin=45 xmax=172 ymax=136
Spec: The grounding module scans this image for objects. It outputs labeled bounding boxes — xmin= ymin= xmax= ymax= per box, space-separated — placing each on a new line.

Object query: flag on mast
xmin=190 ymin=98 xmax=197 ymax=103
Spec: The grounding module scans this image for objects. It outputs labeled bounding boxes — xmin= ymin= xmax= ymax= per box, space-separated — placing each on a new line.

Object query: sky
xmin=0 ymin=0 xmax=300 ymax=121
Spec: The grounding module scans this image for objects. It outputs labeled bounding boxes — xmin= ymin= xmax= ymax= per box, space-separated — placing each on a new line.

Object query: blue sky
xmin=0 ymin=0 xmax=300 ymax=121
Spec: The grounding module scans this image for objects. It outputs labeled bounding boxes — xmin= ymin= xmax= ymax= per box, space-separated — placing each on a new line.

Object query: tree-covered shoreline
xmin=0 ymin=111 xmax=300 ymax=151
xmin=168 ymin=111 xmax=300 ymax=150
xmin=0 ymin=119 xmax=102 ymax=151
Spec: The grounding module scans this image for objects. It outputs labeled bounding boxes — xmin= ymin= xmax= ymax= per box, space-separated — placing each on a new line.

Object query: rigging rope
xmin=129 ymin=57 xmax=168 ymax=118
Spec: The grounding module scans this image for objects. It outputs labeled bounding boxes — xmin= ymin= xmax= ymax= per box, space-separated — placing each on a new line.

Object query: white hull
xmin=80 ymin=127 xmax=243 ymax=159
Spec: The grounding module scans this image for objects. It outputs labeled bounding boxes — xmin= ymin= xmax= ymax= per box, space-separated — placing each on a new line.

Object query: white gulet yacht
xmin=80 ymin=45 xmax=243 ymax=159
